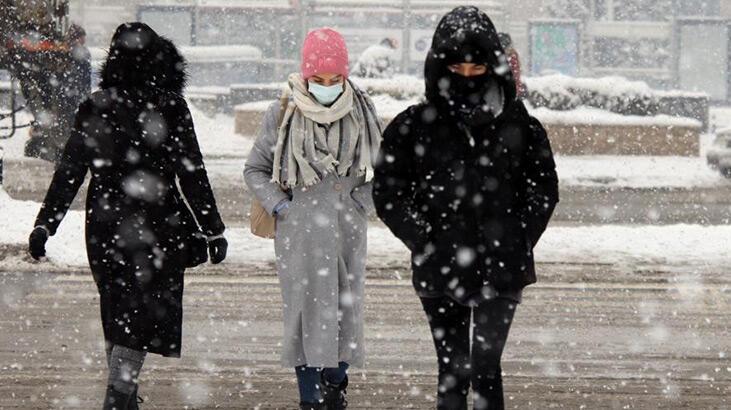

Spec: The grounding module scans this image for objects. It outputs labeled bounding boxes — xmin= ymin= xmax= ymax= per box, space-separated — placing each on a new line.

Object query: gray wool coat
xmin=244 ymin=99 xmax=376 ymax=368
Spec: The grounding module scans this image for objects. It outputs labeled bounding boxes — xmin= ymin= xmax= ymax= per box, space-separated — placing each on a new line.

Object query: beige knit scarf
xmin=271 ymin=73 xmax=382 ymax=188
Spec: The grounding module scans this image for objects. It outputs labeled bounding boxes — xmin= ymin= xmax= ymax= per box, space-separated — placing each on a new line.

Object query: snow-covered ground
xmin=188 ymin=104 xmax=253 ymax=158
xmin=555 ymin=153 xmax=726 ymax=188
xmin=0 ymin=104 xmax=252 ymax=159
xmin=0 ymin=110 xmax=33 ymax=159
xmin=0 ymin=188 xmax=87 ymax=267
xmin=710 ymin=106 xmax=731 ymax=130
xmin=3 ymin=188 xmax=729 ymax=270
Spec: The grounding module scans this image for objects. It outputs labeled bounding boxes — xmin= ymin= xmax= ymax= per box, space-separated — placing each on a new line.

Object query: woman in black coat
xmin=373 ymin=7 xmax=559 ymax=410
xmin=27 ymin=23 xmax=227 ymax=409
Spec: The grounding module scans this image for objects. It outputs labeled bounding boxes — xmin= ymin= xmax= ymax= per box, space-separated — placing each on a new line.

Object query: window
xmin=597 ymin=0 xmax=721 ymax=21
xmin=612 ymin=0 xmax=673 ymax=21
xmin=674 ymin=0 xmax=720 ymax=17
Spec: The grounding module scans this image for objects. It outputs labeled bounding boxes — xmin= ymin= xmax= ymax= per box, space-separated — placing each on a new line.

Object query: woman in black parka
xmin=27 ymin=23 xmax=227 ymax=409
xmin=373 ymin=7 xmax=558 ymax=410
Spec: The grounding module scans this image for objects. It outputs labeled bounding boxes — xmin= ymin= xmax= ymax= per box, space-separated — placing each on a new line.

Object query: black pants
xmin=420 ymin=296 xmax=517 ymax=410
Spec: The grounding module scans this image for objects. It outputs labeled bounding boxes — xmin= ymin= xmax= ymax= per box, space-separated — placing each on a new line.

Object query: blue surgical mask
xmin=308 ymin=81 xmax=344 ymax=105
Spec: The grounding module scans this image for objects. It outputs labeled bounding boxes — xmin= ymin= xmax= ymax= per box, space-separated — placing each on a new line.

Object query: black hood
xmin=424 ymin=6 xmax=516 ymax=115
xmin=100 ymin=22 xmax=187 ymax=95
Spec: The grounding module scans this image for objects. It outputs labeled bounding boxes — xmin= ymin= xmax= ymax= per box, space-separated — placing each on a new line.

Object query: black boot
xmin=474 ymin=369 xmax=504 ymax=410
xmin=321 ymin=374 xmax=348 ymax=410
xmin=128 ymin=385 xmax=143 ymax=410
xmin=299 ymin=401 xmax=327 ymax=410
xmin=438 ymin=394 xmax=468 ymax=410
xmin=103 ymin=385 xmax=132 ymax=410
xmin=489 ymin=370 xmax=505 ymax=410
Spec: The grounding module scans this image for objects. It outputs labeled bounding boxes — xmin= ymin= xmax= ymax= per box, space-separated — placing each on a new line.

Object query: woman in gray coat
xmin=244 ymin=28 xmax=382 ymax=410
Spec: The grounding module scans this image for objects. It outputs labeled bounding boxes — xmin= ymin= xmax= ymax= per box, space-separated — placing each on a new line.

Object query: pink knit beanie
xmin=301 ymin=28 xmax=349 ymax=79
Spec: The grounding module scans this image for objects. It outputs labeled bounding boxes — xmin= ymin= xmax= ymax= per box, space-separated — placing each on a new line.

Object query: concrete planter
xmin=542 ymin=123 xmax=700 ymax=156
xmin=234 ymin=102 xmax=273 ymax=136
xmin=657 ymin=95 xmax=709 ymax=131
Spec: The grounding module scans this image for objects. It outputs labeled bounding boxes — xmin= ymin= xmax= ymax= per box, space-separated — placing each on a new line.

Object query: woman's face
xmin=448 ymin=63 xmax=489 ymax=77
xmin=309 ymin=72 xmax=345 ymax=87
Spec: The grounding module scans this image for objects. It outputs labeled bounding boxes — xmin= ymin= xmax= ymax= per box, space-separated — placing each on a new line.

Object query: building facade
xmin=65 ymin=0 xmax=731 ymax=97
xmin=503 ymin=0 xmax=728 ymax=97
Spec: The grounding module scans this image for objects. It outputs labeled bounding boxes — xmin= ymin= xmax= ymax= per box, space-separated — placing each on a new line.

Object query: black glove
xmin=208 ymin=237 xmax=228 ymax=264
xmin=28 ymin=226 xmax=49 ymax=260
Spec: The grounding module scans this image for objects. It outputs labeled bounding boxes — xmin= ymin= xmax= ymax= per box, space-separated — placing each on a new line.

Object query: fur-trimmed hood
xmin=100 ymin=22 xmax=187 ymax=95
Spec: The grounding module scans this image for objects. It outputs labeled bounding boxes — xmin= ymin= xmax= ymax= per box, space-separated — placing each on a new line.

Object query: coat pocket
xmin=350 ymin=183 xmax=374 ymax=217
xmin=351 ymin=195 xmax=368 ymax=217
xmin=273 ymin=200 xmax=293 ymax=238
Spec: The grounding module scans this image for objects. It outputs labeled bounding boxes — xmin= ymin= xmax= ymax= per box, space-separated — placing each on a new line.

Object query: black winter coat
xmin=373 ymin=7 xmax=559 ymax=304
xmin=34 ymin=23 xmax=224 ymax=357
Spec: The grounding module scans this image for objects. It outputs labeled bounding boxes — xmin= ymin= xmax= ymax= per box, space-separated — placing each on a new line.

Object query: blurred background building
xmin=507 ymin=0 xmax=730 ymax=96
xmin=30 ymin=0 xmax=731 ymax=100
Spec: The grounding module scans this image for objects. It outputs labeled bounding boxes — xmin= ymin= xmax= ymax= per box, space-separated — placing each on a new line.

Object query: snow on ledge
xmin=351 ymin=75 xmax=425 ymax=98
xmin=532 ymin=106 xmax=702 ymax=128
xmin=90 ymin=45 xmax=262 ymax=64
xmin=180 ymin=45 xmax=262 ymax=63
xmin=187 ymin=86 xmax=231 ymax=96
xmin=235 ymin=100 xmax=277 ymax=112
xmin=525 ymin=74 xmax=654 ymax=98
xmin=235 ymin=94 xmax=419 ymax=121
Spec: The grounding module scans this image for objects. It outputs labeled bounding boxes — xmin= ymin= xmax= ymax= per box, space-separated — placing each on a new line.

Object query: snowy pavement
xmin=2 ymin=105 xmax=731 ymax=409
xmin=1 ymin=271 xmax=728 ymax=409
xmin=555 ymin=153 xmax=727 ymax=189
xmin=5 ymin=154 xmax=731 ymax=227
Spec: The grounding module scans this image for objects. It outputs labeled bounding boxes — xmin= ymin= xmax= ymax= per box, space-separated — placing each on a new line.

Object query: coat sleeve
xmin=243 ymin=101 xmax=290 ymax=216
xmin=174 ymin=99 xmax=225 ymax=237
xmin=33 ymin=106 xmax=89 ymax=235
xmin=373 ymin=110 xmax=431 ymax=252
xmin=522 ymin=116 xmax=559 ymax=247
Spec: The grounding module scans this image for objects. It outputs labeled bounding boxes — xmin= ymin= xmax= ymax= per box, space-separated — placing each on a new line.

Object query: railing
xmin=0 ymin=78 xmax=31 ymax=140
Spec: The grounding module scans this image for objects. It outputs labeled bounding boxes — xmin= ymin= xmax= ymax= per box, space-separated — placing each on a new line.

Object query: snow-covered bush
xmin=525 ymin=76 xmax=582 ymax=111
xmin=526 ymin=74 xmax=660 ymax=116
xmin=351 ymin=44 xmax=398 ymax=79
xmin=351 ymin=75 xmax=424 ymax=100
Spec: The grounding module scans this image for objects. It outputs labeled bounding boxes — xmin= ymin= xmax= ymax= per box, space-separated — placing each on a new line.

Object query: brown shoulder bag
xmin=250 ymin=92 xmax=289 ymax=239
